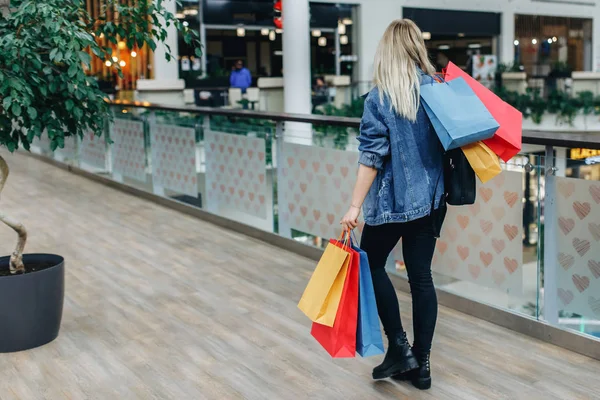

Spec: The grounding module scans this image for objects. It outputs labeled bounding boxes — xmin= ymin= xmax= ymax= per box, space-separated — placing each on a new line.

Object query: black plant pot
xmin=0 ymin=254 xmax=64 ymax=353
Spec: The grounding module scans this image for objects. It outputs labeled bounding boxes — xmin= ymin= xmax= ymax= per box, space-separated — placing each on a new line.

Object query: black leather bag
xmin=444 ymin=149 xmax=476 ymax=206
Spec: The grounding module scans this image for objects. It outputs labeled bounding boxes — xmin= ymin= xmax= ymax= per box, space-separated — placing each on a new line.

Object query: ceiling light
xmin=468 ymin=43 xmax=482 ymax=49
xmin=269 ymin=31 xmax=276 ymax=41
xmin=261 ymin=28 xmax=269 ymax=36
xmin=552 ymin=36 xmax=558 ymax=42
xmin=338 ymin=23 xmax=346 ymax=35
xmin=312 ymin=30 xmax=322 ymax=37
xmin=438 ymin=44 xmax=450 ymax=50
xmin=340 ymin=35 xmax=348 ymax=45
xmin=183 ymin=9 xmax=198 ymax=16
xmin=119 ymin=60 xmax=126 ymax=67
xmin=276 ymin=29 xmax=283 ymax=34
xmin=117 ymin=41 xmax=126 ymax=50
xmin=458 ymin=33 xmax=465 ymax=37
xmin=422 ymin=32 xmax=431 ymax=40
xmin=183 ymin=21 xmax=189 ymax=27
xmin=105 ymin=60 xmax=112 ymax=67
xmin=547 ymin=38 xmax=553 ymax=44
xmin=175 ymin=13 xmax=185 ymax=19
xmin=342 ymin=18 xmax=353 ymax=25
xmin=514 ymin=40 xmax=520 ymax=46
xmin=318 ymin=37 xmax=327 ymax=47
xmin=131 ymin=51 xmax=137 ymax=58
xmin=532 ymin=38 xmax=538 ymax=44
xmin=237 ymin=27 xmax=245 ymax=37
xmin=112 ymin=56 xmax=118 ymax=62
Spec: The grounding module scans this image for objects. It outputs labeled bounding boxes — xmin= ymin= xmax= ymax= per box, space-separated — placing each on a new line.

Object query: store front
xmin=403 ymin=7 xmax=501 ymax=73
xmin=176 ymin=0 xmax=357 ymax=89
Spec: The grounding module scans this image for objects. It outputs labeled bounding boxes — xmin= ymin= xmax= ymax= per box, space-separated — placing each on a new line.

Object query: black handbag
xmin=444 ymin=148 xmax=476 ymax=206
xmin=430 ymin=149 xmax=477 ymax=238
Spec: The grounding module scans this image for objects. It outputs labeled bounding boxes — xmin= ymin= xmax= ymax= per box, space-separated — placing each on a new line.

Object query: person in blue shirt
xmin=229 ymin=60 xmax=252 ymax=94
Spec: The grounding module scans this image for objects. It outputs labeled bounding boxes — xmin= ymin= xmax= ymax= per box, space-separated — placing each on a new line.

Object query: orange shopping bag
xmin=310 ymin=238 xmax=359 ymax=358
xmin=462 ymin=141 xmax=502 ymax=184
xmin=445 ymin=62 xmax=522 ymax=162
xmin=298 ymin=233 xmax=352 ymax=327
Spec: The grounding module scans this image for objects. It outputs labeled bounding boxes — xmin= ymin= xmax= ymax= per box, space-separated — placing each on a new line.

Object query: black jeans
xmin=360 ymin=216 xmax=438 ymax=355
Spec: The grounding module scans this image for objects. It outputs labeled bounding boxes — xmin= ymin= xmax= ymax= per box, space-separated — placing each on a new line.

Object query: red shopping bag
xmin=310 ymin=239 xmax=359 ymax=358
xmin=444 ymin=62 xmax=522 ymax=162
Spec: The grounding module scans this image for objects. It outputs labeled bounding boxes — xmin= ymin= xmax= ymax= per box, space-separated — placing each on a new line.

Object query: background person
xmin=229 ymin=59 xmax=252 ymax=94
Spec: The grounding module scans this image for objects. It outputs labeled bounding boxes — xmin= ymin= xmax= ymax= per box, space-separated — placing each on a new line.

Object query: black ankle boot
xmin=372 ymin=332 xmax=419 ymax=380
xmin=410 ymin=351 xmax=432 ymax=390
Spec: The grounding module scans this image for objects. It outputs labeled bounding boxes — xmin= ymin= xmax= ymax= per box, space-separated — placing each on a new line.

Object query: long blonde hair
xmin=373 ymin=19 xmax=435 ymax=121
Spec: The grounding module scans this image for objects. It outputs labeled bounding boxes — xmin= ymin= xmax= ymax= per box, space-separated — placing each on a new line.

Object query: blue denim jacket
xmin=358 ymin=73 xmax=444 ymax=226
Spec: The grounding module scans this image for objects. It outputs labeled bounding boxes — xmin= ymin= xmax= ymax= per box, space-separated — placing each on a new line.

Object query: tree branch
xmin=0 ymin=155 xmax=27 ymax=273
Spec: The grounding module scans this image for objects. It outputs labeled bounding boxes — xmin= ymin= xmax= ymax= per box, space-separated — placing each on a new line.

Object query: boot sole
xmin=372 ymin=357 xmax=419 ymax=380
xmin=411 ymin=376 xmax=432 ymax=390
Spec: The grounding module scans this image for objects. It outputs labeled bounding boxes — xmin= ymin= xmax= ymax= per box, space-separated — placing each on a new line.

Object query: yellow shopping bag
xmin=298 ymin=236 xmax=351 ymax=327
xmin=461 ymin=141 xmax=502 ymax=184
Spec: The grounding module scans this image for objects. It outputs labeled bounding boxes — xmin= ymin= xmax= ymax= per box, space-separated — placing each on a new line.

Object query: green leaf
xmin=50 ymin=48 xmax=58 ymax=60
xmin=43 ymin=66 xmax=53 ymax=75
xmin=55 ymin=51 xmax=64 ymax=63
xmin=79 ymin=51 xmax=92 ymax=65
xmin=12 ymin=103 xmax=22 ymax=117
xmin=27 ymin=107 xmax=38 ymax=119
xmin=148 ymin=40 xmax=157 ymax=52
xmin=7 ymin=141 xmax=16 ymax=153
xmin=66 ymin=99 xmax=74 ymax=111
xmin=195 ymin=48 xmax=202 ymax=57
xmin=68 ymin=63 xmax=78 ymax=77
xmin=9 ymin=79 xmax=23 ymax=91
xmin=2 ymin=97 xmax=12 ymax=110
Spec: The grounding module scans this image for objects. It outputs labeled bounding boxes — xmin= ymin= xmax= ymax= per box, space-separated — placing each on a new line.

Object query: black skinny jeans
xmin=360 ymin=216 xmax=438 ymax=355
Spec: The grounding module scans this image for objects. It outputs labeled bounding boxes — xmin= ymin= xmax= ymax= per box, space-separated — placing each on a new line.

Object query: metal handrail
xmin=111 ymin=100 xmax=600 ymax=149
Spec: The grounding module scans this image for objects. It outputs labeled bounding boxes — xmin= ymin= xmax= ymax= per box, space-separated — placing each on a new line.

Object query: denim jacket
xmin=358 ymin=73 xmax=444 ymax=226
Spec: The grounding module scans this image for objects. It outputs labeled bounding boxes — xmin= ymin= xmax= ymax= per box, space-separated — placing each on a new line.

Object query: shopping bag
xmin=461 ymin=142 xmax=502 ymax=184
xmin=311 ymin=239 xmax=359 ymax=358
xmin=298 ymin=236 xmax=351 ymax=327
xmin=352 ymin=243 xmax=385 ymax=357
xmin=420 ymin=77 xmax=499 ymax=151
xmin=444 ymin=62 xmax=522 ymax=162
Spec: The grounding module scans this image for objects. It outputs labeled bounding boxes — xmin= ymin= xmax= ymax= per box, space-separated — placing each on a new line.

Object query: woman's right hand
xmin=340 ymin=206 xmax=361 ymax=232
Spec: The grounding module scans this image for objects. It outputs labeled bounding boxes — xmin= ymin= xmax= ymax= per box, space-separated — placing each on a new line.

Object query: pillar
xmin=500 ymin=10 xmax=515 ymax=66
xmin=136 ymin=0 xmax=185 ymax=106
xmin=282 ymin=0 xmax=312 ymax=143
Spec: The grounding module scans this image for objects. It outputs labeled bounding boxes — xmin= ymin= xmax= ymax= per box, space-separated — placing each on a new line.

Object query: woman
xmin=340 ymin=19 xmax=444 ymax=391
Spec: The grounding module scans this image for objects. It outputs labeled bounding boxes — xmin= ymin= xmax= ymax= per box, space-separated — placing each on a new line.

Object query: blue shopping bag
xmin=420 ymin=77 xmax=499 ymax=151
xmin=351 ymin=243 xmax=385 ymax=357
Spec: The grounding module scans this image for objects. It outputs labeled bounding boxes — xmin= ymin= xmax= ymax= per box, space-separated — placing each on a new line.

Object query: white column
xmin=593 ymin=15 xmax=600 ymax=71
xmin=500 ymin=10 xmax=515 ymax=65
xmin=136 ymin=0 xmax=185 ymax=106
xmin=282 ymin=0 xmax=312 ymax=143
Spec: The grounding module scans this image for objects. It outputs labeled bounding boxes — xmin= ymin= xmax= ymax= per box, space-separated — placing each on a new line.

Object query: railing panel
xmin=555 ymin=176 xmax=600 ymax=321
xmin=80 ymin=131 xmax=108 ymax=171
xmin=150 ymin=124 xmax=198 ymax=197
xmin=111 ymin=119 xmax=147 ymax=182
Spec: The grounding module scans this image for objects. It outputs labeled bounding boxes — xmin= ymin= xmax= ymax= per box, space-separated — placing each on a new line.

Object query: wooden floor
xmin=0 ymin=153 xmax=599 ymax=400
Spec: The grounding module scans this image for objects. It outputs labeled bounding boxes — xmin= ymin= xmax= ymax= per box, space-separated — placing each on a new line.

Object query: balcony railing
xmin=28 ymin=101 xmax=600 ymax=356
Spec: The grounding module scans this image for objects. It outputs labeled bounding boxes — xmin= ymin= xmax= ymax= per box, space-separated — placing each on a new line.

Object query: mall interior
xmin=1 ymin=0 xmax=600 ymax=398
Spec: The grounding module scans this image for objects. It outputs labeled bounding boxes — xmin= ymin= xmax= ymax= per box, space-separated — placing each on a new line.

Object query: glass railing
xmin=28 ymin=103 xmax=600 ymax=344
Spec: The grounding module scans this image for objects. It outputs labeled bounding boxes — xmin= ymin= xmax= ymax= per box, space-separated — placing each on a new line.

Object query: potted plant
xmin=0 ymin=0 xmax=200 ymax=353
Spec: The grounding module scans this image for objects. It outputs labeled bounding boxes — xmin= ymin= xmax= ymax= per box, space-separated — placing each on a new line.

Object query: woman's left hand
xmin=340 ymin=206 xmax=361 ymax=232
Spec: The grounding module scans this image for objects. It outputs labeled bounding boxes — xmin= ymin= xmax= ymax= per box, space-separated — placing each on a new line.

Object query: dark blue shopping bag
xmin=420 ymin=77 xmax=499 ymax=151
xmin=351 ymin=243 xmax=385 ymax=357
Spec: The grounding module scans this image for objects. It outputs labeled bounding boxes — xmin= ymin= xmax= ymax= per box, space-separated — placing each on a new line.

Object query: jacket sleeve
xmin=358 ymin=97 xmax=390 ymax=170
xmin=245 ymin=69 xmax=252 ymax=87
xmin=230 ymin=72 xmax=235 ymax=87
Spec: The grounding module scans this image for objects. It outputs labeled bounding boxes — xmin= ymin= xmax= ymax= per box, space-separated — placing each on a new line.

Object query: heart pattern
xmin=80 ymin=131 xmax=107 ymax=169
xmin=279 ymin=143 xmax=359 ymax=240
xmin=558 ymin=252 xmax=575 ymax=270
xmin=555 ymin=177 xmax=600 ymax=318
xmin=558 ymin=288 xmax=574 ymax=306
xmin=572 ymin=238 xmax=591 ymax=257
xmin=151 ymin=124 xmax=198 ymax=197
xmin=205 ymin=131 xmax=267 ymax=218
xmin=558 ymin=217 xmax=575 ymax=236
xmin=590 ymin=185 xmax=600 ymax=204
xmin=112 ymin=119 xmax=146 ymax=181
xmin=573 ymin=201 xmax=591 ymax=220
xmin=588 ymin=260 xmax=600 ymax=279
xmin=394 ymin=171 xmax=523 ymax=292
xmin=572 ymin=274 xmax=590 ymax=293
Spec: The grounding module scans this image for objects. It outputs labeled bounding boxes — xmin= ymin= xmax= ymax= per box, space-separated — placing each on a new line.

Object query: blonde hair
xmin=373 ymin=19 xmax=436 ymax=121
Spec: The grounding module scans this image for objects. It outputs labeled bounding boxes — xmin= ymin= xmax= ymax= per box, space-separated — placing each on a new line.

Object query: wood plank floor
xmin=0 ymin=152 xmax=599 ymax=400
